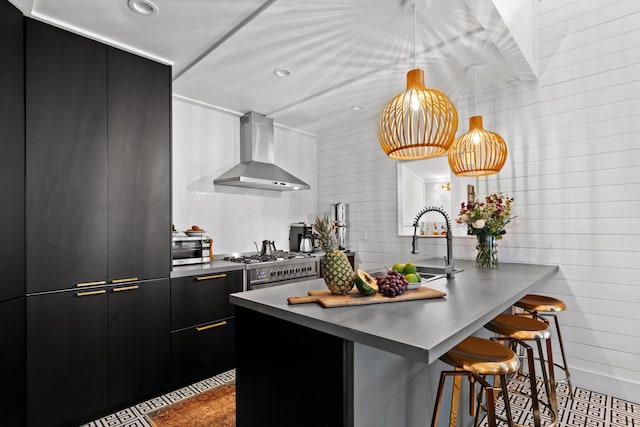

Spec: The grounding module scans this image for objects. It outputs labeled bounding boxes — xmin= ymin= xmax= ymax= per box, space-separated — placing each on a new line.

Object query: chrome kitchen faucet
xmin=411 ymin=206 xmax=455 ymax=277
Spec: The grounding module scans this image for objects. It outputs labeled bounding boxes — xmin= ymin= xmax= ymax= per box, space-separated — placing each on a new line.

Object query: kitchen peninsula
xmin=230 ymin=258 xmax=558 ymax=427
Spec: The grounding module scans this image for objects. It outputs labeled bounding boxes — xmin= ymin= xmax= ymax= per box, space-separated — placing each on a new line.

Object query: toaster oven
xmin=172 ymin=235 xmax=213 ymax=266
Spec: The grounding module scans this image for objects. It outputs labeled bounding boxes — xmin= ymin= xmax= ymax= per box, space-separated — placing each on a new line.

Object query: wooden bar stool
xmin=515 ymin=294 xmax=573 ymax=397
xmin=431 ymin=336 xmax=520 ymax=427
xmin=485 ymin=314 xmax=558 ymax=427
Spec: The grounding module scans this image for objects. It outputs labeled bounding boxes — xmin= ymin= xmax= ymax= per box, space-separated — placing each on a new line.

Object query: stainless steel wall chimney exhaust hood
xmin=214 ymin=112 xmax=310 ymax=191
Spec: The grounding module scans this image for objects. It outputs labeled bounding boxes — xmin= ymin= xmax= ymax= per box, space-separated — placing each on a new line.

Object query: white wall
xmin=317 ymin=0 xmax=640 ymax=402
xmin=399 ymin=167 xmax=425 ymax=235
xmin=172 ymin=98 xmax=318 ymax=255
xmin=492 ymin=0 xmax=539 ymax=76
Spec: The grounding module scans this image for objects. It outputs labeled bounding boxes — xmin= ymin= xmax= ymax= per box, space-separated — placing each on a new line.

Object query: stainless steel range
xmin=224 ymin=251 xmax=319 ymax=290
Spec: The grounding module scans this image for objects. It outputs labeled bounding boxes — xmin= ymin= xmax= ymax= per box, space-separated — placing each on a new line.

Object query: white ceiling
xmin=11 ymin=0 xmax=537 ymax=136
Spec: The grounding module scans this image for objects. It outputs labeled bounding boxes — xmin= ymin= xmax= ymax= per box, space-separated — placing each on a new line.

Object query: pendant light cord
xmin=413 ymin=5 xmax=417 ymax=69
xmin=474 ymin=67 xmax=478 ymax=115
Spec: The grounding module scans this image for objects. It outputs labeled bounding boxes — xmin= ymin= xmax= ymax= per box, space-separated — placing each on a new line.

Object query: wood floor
xmin=81 ymin=370 xmax=235 ymax=427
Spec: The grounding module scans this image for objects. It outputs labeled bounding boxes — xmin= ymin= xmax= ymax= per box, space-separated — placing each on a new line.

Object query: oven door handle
xmin=249 ymin=274 xmax=319 ymax=290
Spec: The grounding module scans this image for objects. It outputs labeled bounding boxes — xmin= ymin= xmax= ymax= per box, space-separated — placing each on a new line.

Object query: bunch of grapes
xmin=375 ymin=270 xmax=409 ymax=298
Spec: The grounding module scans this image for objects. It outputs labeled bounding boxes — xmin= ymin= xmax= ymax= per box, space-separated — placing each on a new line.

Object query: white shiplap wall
xmin=317 ymin=0 xmax=640 ymax=401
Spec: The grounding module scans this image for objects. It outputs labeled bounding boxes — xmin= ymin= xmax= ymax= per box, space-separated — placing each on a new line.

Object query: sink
xmin=417 ymin=272 xmax=445 ymax=282
xmin=365 ymin=269 xmax=451 ymax=284
xmin=416 ymin=266 xmax=464 ymax=275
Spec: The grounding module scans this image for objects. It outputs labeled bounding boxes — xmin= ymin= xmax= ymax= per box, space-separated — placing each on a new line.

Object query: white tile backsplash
xmin=172 ymin=99 xmax=318 ymax=254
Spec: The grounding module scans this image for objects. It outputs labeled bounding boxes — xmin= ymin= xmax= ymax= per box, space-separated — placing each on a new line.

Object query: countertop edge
xmin=170 ymin=260 xmax=246 ymax=278
xmin=229 ymin=294 xmax=433 ymax=362
xmin=426 ymin=263 xmax=559 ymax=363
xmin=230 ymin=260 xmax=560 ymax=364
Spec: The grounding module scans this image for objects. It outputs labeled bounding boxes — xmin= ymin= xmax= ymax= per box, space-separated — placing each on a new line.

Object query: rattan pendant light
xmin=448 ymin=68 xmax=507 ymax=176
xmin=377 ymin=3 xmax=458 ymax=160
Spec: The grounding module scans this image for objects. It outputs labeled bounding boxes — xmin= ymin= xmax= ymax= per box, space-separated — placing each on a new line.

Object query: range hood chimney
xmin=214 ymin=112 xmax=310 ymax=191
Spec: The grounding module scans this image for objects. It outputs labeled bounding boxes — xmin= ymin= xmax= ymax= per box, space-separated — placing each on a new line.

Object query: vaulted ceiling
xmin=11 ymin=0 xmax=538 ymax=135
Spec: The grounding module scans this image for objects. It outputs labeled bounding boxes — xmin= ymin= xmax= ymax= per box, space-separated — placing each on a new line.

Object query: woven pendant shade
xmin=447 ymin=115 xmax=507 ymax=177
xmin=377 ymin=69 xmax=458 ymax=160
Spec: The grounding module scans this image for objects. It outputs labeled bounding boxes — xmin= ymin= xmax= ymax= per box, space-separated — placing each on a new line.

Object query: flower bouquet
xmin=456 ymin=193 xmax=514 ymax=268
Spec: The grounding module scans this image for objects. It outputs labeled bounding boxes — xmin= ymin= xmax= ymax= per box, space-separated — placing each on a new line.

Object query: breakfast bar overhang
xmin=230 ymin=259 xmax=559 ymax=427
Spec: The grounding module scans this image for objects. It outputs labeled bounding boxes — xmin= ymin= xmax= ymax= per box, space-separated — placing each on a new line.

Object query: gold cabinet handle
xmin=112 ymin=285 xmax=139 ymax=293
xmin=196 ymin=273 xmax=226 ymax=281
xmin=77 ymin=289 xmax=107 ymax=297
xmin=76 ymin=280 xmax=106 ymax=288
xmin=111 ymin=277 xmax=139 ymax=284
xmin=195 ymin=320 xmax=227 ymax=332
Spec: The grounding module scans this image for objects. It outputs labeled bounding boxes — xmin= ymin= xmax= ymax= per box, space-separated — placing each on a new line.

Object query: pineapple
xmin=313 ymin=215 xmax=355 ymax=295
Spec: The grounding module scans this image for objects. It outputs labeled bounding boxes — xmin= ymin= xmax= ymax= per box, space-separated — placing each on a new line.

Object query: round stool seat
xmin=486 ymin=314 xmax=551 ymax=341
xmin=441 ymin=336 xmax=520 ymax=375
xmin=515 ymin=294 xmax=566 ymax=312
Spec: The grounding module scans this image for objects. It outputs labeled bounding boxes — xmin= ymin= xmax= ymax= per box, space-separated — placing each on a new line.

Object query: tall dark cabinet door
xmin=27 ymin=290 xmax=109 ymax=427
xmin=0 ymin=0 xmax=24 ymax=303
xmin=109 ymin=279 xmax=170 ymax=407
xmin=25 ymin=20 xmax=108 ymax=293
xmin=0 ymin=298 xmax=25 ymax=427
xmin=107 ymin=48 xmax=171 ymax=283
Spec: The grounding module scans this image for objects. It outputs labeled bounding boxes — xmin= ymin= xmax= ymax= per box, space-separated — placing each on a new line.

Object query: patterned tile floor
xmin=485 ymin=376 xmax=639 ymax=427
xmin=81 ymin=369 xmax=235 ymax=427
xmin=82 ymin=370 xmax=639 ymax=427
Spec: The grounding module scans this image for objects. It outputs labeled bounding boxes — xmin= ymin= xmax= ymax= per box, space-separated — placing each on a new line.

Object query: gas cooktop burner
xmin=224 ymin=251 xmax=312 ymax=264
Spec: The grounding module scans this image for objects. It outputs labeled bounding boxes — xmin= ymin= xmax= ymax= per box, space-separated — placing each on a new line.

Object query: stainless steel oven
xmin=223 ymin=252 xmax=319 ymax=290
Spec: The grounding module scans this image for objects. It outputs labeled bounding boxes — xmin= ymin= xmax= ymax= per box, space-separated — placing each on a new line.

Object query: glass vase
xmin=476 ymin=235 xmax=498 ymax=268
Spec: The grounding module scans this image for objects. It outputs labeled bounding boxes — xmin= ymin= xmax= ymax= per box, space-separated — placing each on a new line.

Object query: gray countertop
xmin=170 ymin=260 xmax=245 ymax=278
xmin=229 ymin=258 xmax=558 ymax=364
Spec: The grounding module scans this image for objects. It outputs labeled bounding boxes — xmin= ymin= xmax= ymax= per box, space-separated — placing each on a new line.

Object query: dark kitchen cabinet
xmin=0 ymin=297 xmax=25 ymax=427
xmin=25 ymin=20 xmax=172 ymax=293
xmin=23 ymin=18 xmax=172 ymax=426
xmin=27 ymin=289 xmax=109 ymax=427
xmin=107 ymin=48 xmax=171 ymax=283
xmin=172 ymin=317 xmax=236 ymax=384
xmin=171 ymin=270 xmax=242 ymax=384
xmin=25 ymin=19 xmax=108 ymax=294
xmin=0 ymin=0 xmax=25 ymax=303
xmin=0 ymin=3 xmax=25 ymax=425
xmin=27 ymin=279 xmax=171 ymax=426
xmin=171 ymin=270 xmax=243 ymax=330
xmin=109 ymin=279 xmax=170 ymax=407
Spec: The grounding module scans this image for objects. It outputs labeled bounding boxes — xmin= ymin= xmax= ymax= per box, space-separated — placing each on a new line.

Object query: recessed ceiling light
xmin=273 ymin=68 xmax=292 ymax=78
xmin=351 ymin=105 xmax=364 ymax=111
xmin=128 ymin=0 xmax=158 ymax=16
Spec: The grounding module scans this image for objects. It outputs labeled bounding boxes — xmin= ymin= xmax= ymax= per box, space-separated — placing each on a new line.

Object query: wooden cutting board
xmin=287 ymin=286 xmax=446 ymax=308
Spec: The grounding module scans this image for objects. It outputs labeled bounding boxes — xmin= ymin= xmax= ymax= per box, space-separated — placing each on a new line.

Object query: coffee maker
xmin=289 ymin=222 xmax=314 ymax=253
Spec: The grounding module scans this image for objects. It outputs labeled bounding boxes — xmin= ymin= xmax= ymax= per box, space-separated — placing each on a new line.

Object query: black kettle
xmin=260 ymin=240 xmax=276 ymax=256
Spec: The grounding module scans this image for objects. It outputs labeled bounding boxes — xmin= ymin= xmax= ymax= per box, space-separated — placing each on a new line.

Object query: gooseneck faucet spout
xmin=411 ymin=206 xmax=455 ymax=277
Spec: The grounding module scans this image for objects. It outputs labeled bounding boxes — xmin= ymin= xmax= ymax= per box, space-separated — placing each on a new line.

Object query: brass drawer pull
xmin=195 ymin=320 xmax=227 ymax=332
xmin=76 ymin=280 xmax=106 ymax=288
xmin=111 ymin=277 xmax=139 ymax=284
xmin=196 ymin=274 xmax=226 ymax=281
xmin=77 ymin=289 xmax=106 ymax=297
xmin=112 ymin=285 xmax=139 ymax=293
